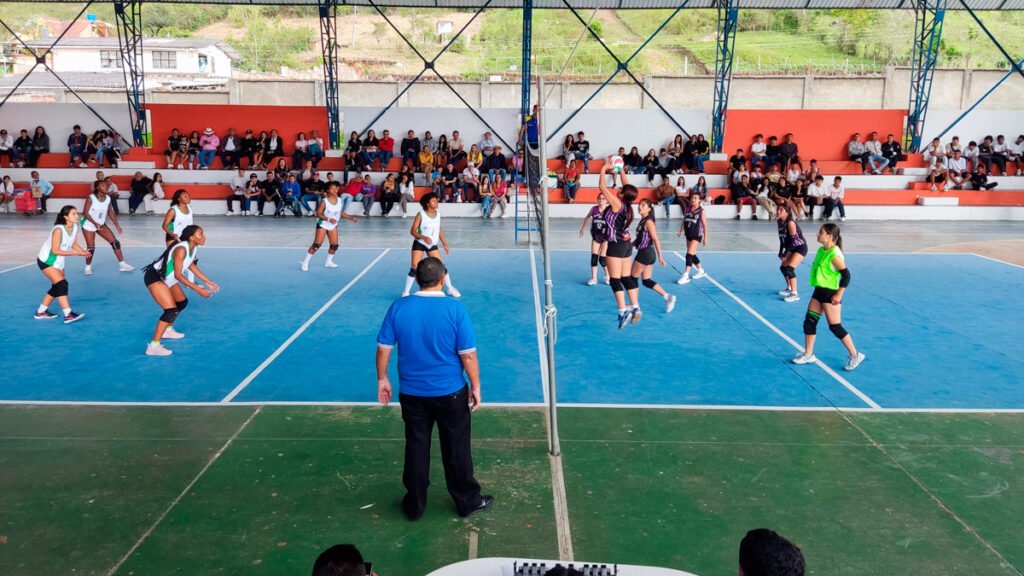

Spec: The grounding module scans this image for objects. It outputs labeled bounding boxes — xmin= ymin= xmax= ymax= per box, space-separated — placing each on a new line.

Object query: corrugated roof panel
xmin=3 ymin=0 xmax=1022 ymax=7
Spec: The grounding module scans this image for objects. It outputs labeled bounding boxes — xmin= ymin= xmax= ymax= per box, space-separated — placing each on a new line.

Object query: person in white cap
xmin=198 ymin=128 xmax=219 ymax=170
xmin=461 ymin=161 xmax=480 ymax=203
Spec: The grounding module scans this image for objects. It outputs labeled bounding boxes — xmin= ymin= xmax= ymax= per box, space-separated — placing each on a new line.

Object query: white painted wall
xmin=923 ymin=110 xmax=1024 ymax=146
xmin=0 ymin=103 xmax=133 ymax=152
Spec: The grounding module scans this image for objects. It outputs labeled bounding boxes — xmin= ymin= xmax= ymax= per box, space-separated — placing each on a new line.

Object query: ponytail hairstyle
xmin=145 ymin=225 xmax=202 ymax=274
xmin=619 ymin=184 xmax=638 ymax=228
xmin=54 ymin=205 xmax=77 ymax=225
xmin=638 ymin=198 xmax=655 ymax=223
xmin=170 ymin=189 xmax=188 ymax=206
xmin=820 ymin=223 xmax=843 ymax=250
xmin=776 ymin=199 xmax=793 ymax=221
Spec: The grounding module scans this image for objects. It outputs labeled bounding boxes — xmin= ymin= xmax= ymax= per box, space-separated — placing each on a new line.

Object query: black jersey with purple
xmin=682 ymin=203 xmax=704 ymax=241
xmin=777 ymin=216 xmax=807 ymax=257
xmin=589 ymin=205 xmax=609 ymax=242
xmin=603 ymin=205 xmax=632 ymax=243
xmin=633 ymin=215 xmax=653 ymax=249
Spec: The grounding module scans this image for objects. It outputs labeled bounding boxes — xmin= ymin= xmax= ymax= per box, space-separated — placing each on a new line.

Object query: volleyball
xmin=608 ymin=155 xmax=625 ymax=173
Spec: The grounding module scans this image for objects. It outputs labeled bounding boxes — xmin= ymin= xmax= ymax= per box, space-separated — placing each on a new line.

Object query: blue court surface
xmin=1 ymin=248 xmax=1021 ymax=411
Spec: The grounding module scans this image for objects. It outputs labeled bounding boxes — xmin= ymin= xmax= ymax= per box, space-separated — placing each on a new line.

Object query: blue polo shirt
xmin=377 ymin=291 xmax=477 ymax=397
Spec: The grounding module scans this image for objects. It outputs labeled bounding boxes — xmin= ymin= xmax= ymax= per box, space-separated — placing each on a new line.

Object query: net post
xmin=537 ymin=77 xmax=561 ymax=458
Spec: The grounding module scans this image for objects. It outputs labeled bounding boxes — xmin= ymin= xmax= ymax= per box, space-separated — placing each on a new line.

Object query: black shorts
xmin=165 ymin=233 xmax=177 ymax=243
xmin=791 ymin=244 xmax=808 ymax=257
xmin=812 ymin=286 xmax=838 ymax=304
xmin=590 ymin=233 xmax=608 ymax=244
xmin=412 ymin=240 xmax=438 ymax=253
xmin=144 ymin=266 xmax=163 ymax=287
xmin=684 ymin=232 xmax=703 ymax=243
xmin=606 ymin=240 xmax=633 ymax=259
xmin=37 ymin=258 xmax=50 ymax=271
xmin=634 ymin=246 xmax=657 ymax=266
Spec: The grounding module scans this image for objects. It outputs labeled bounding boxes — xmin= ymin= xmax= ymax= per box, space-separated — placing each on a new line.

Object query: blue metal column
xmin=516 ymin=0 xmax=534 ymax=243
xmin=711 ymin=0 xmax=738 ymax=153
xmin=114 ymin=0 xmax=147 ymax=146
xmin=319 ymin=0 xmax=341 ymax=149
xmin=906 ymin=0 xmax=945 ymax=153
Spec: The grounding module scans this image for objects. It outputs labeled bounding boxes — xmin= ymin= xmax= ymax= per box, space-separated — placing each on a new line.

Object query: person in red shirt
xmin=379 ymin=130 xmax=395 ymax=169
xmin=342 ymin=175 xmax=364 ymax=214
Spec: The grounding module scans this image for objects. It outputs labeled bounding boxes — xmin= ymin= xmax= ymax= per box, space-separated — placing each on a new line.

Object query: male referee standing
xmin=376 ymin=257 xmax=493 ymax=521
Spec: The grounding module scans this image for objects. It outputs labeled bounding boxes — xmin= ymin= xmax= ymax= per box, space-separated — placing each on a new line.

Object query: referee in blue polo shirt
xmin=376 ymin=257 xmax=493 ymax=521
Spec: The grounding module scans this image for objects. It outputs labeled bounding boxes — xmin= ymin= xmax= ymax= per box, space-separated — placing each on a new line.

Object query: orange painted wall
xmin=722 ymin=110 xmax=907 ymax=162
xmin=146 ymin=104 xmax=329 ymax=156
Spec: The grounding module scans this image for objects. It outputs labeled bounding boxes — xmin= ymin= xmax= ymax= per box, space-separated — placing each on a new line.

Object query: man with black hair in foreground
xmin=312 ymin=544 xmax=377 ymax=576
xmin=739 ymin=529 xmax=805 ymax=576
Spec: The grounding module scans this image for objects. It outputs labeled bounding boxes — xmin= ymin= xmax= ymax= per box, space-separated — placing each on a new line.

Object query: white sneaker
xmin=146 ymin=342 xmax=173 ymax=356
xmin=692 ymin=269 xmax=706 ymax=280
xmin=783 ymin=293 xmax=801 ymax=303
xmin=84 ymin=265 xmax=92 ymax=276
xmin=402 ymin=212 xmax=408 ymax=218
xmin=225 ymin=211 xmax=235 ymax=216
xmin=844 ymin=352 xmax=866 ymax=371
xmin=79 ymin=162 xmax=88 ymax=168
xmin=840 ymin=216 xmax=847 ymax=222
xmin=586 ymin=278 xmax=597 ymax=286
xmin=630 ymin=307 xmax=642 ymax=324
xmin=930 ymin=184 xmax=937 ymax=191
xmin=791 ymin=352 xmax=816 ymax=365
xmin=777 ymin=288 xmax=791 ymax=296
xmin=163 ymin=326 xmax=185 ymax=339
xmin=119 ymin=261 xmax=134 ymax=272
xmin=447 ymin=287 xmax=462 ymax=298
xmin=665 ymin=294 xmax=677 ymax=314
xmin=300 ymin=260 xmax=309 ymax=272
xmin=324 ymin=260 xmax=338 ymax=268
xmin=177 ymin=164 xmax=184 ymax=169
xmin=676 ymin=274 xmax=691 ymax=285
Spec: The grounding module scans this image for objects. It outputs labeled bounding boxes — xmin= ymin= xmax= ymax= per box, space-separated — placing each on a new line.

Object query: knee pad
xmin=598 ymin=256 xmax=607 ymax=268
xmin=609 ymin=278 xmax=624 ymax=293
xmin=159 ymin=307 xmax=179 ymax=324
xmin=329 ymin=243 xmax=339 ymax=253
xmin=829 ymin=323 xmax=848 ymax=340
xmin=111 ymin=239 xmax=121 ymax=251
xmin=692 ymin=254 xmax=701 ymax=265
xmin=176 ymin=298 xmax=188 ymax=312
xmin=309 ymin=242 xmax=321 ymax=252
xmin=803 ymin=311 xmax=820 ymax=335
xmin=87 ymin=246 xmax=96 ymax=256
xmin=781 ymin=265 xmax=796 ymax=279
xmin=685 ymin=253 xmax=694 ymax=267
xmin=408 ymin=267 xmax=416 ymax=278
xmin=622 ymin=276 xmax=639 ymax=290
xmin=642 ymin=278 xmax=657 ymax=289
xmin=48 ymin=279 xmax=69 ymax=298
xmin=590 ymin=253 xmax=600 ymax=267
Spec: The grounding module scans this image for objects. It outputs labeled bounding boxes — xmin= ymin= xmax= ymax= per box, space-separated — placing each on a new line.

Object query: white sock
xmin=37 ymin=304 xmax=48 ymax=314
xmin=302 ymin=253 xmax=313 ymax=266
xmin=664 ymin=293 xmax=670 ymax=301
xmin=444 ymin=274 xmax=455 ymax=289
xmin=325 ymin=254 xmax=335 ymax=264
xmin=61 ymin=307 xmax=71 ymax=317
xmin=404 ymin=275 xmax=416 ymax=294
xmin=618 ymin=308 xmax=627 ymax=315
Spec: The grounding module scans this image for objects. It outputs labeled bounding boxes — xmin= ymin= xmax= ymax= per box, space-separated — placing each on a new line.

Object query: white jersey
xmin=317 ymin=197 xmax=343 ymax=230
xmin=416 ymin=210 xmax=441 ymax=248
xmin=37 ymin=224 xmax=79 ymax=270
xmin=82 ymin=193 xmax=111 ymax=232
xmin=167 ymin=205 xmax=193 ymax=236
xmin=160 ymin=241 xmax=198 ymax=288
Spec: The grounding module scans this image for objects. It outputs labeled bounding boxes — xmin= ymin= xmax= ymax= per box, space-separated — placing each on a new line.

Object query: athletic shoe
xmin=163 ymin=327 xmax=185 ymax=339
xmin=84 ymin=265 xmax=92 ymax=276
xmin=63 ymin=311 xmax=85 ymax=324
xmin=930 ymin=184 xmax=937 ymax=191
xmin=777 ymin=289 xmax=792 ymax=296
xmin=791 ymin=352 xmax=816 ymax=365
xmin=34 ymin=311 xmax=58 ymax=320
xmin=676 ymin=274 xmax=690 ymax=285
xmin=783 ymin=293 xmax=801 ymax=303
xmin=79 ymin=162 xmax=88 ymax=168
xmin=604 ymin=276 xmax=610 ymax=285
xmin=225 ymin=211 xmax=235 ymax=216
xmin=844 ymin=352 xmax=866 ymax=371
xmin=630 ymin=307 xmax=643 ymax=324
xmin=119 ymin=261 xmax=134 ymax=272
xmin=665 ymin=294 xmax=677 ymax=314
xmin=300 ymin=261 xmax=309 ymax=272
xmin=752 ymin=215 xmax=759 ymax=220
xmin=840 ymin=216 xmax=847 ymax=222
xmin=447 ymin=287 xmax=462 ymax=298
xmin=324 ymin=260 xmax=338 ymax=268
xmin=692 ymin=269 xmax=707 ymax=280
xmin=177 ymin=164 xmax=184 ymax=169
xmin=402 ymin=213 xmax=408 ymax=218
xmin=734 ymin=215 xmax=740 ymax=220
xmin=146 ymin=342 xmax=173 ymax=356
xmin=586 ymin=278 xmax=597 ymax=286
xmin=617 ymin=310 xmax=632 ymax=330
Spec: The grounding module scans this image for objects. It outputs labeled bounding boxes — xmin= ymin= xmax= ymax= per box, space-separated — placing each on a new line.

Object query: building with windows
xmin=15 ymin=37 xmax=238 ymax=79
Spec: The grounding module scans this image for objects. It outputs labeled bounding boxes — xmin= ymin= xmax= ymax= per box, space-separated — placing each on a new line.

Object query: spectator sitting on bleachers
xmin=573 ymin=131 xmax=593 ymax=174
xmin=1 ymin=174 xmax=14 ymax=211
xmin=478 ymin=177 xmax=495 ymax=217
xmin=971 ymin=164 xmax=998 ymax=190
xmin=978 ymin=135 xmax=1006 ymax=174
xmin=623 ymin=146 xmax=642 ymax=174
xmin=359 ymin=173 xmax=376 ymax=216
xmin=483 ymin=145 xmax=507 ymax=183
xmin=753 ymin=174 xmax=775 ymax=219
xmin=265 ymin=129 xmax=284 ymax=164
xmin=479 ymin=131 xmax=496 ymax=158
xmin=749 ymin=164 xmax=764 ymax=197
xmin=300 ymin=159 xmax=315 ymax=182
xmin=804 ymin=159 xmax=821 ymax=183
xmin=308 ymin=130 xmax=325 ymax=169
xmin=0 ymin=129 xmax=12 ymax=167
xmin=66 ymin=125 xmax=87 ymax=168
xmin=361 ymin=130 xmax=380 ymax=168
xmin=311 ymin=543 xmax=376 ymax=576
xmin=1008 ymin=134 xmax=1024 ymax=176
xmin=764 ymin=135 xmax=782 ymax=173
xmin=398 ymin=172 xmax=416 ymax=218
xmin=435 ymin=133 xmax=450 ymax=169
xmin=946 ymin=149 xmax=969 ymax=190
xmin=945 ymin=135 xmax=963 ymax=157
xmin=780 ymin=133 xmax=798 ymax=171
xmin=165 ymin=129 xmax=183 ymax=169
xmin=654 ymin=178 xmax=675 ymax=218
xmin=251 ymin=130 xmax=269 ymax=169
xmin=272 ymin=157 xmax=290 ymax=181
xmin=728 ymin=148 xmax=747 ymax=181
xmin=640 ymin=148 xmax=658 ymax=183
xmin=655 ymin=148 xmax=674 ymax=183
xmin=97 ymin=130 xmax=118 ymax=168
xmin=733 ymin=173 xmax=757 ymax=220
xmin=461 ymin=161 xmax=481 ymax=203
xmin=293 ymin=132 xmax=310 ymax=171
xmin=242 ymin=173 xmax=262 ymax=215
xmin=824 ymin=175 xmax=846 ymax=221
xmin=881 ymin=134 xmax=902 ymax=173
xmin=691 ymin=174 xmax=708 ymax=200
xmin=994 ymin=135 xmax=1012 ymax=173
xmin=561 ymin=134 xmax=576 ymax=167
xmin=449 ymin=130 xmax=467 ymax=165
xmin=226 ymin=170 xmax=246 ymax=215
xmin=440 ymin=162 xmax=458 ymax=202
xmin=562 ymin=161 xmax=579 ymax=203
xmin=281 ymin=173 xmax=302 ymax=216
xmin=785 ymin=161 xmax=804 ymax=187
xmin=401 ymin=130 xmax=421 ymax=169
xmin=29 ymin=170 xmax=53 ymax=214
xmin=963 ymin=140 xmax=980 ymax=172
xmin=467 ymin=144 xmax=483 ymax=168
xmin=928 ymin=157 xmax=948 ymax=191
xmin=667 ymin=134 xmax=684 ymax=172
xmin=340 ymin=172 xmax=362 ymax=213
xmin=220 ymin=128 xmax=241 ymax=170
xmin=127 ymin=171 xmax=153 ymax=215
xmin=260 ymin=170 xmax=283 ymax=217
xmin=30 ymin=126 xmax=50 ymax=168
xmin=847 ymin=133 xmax=870 ymax=174
xmin=235 ymin=129 xmax=255 ymax=169
xmin=380 ymin=173 xmax=399 ymax=217
xmin=864 ymin=132 xmax=889 ymax=175
xmin=493 ymin=173 xmax=510 ymax=217
xmin=12 ymin=129 xmax=31 ymax=168
xmin=198 ymin=128 xmax=219 ymax=169
xmin=378 ymin=129 xmax=395 ymax=167
xmin=302 ymin=171 xmax=326 ymax=216
xmin=739 ymin=528 xmax=805 ymax=576
xmin=750 ymin=133 xmax=767 ymax=170
xmin=420 ymin=130 xmax=436 ymax=156
xmin=84 ymin=131 xmax=102 ymax=167
xmin=922 ymin=137 xmax=946 ymax=168
xmin=418 ymin=146 xmax=434 ymax=178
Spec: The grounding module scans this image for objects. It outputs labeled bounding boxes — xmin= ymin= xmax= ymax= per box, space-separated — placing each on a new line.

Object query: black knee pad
xmin=622 ymin=276 xmax=639 ymax=290
xmin=408 ymin=267 xmax=416 ymax=278
xmin=685 ymin=253 xmax=694 ymax=267
xmin=309 ymin=242 xmax=321 ymax=252
xmin=48 ymin=279 xmax=69 ymax=298
xmin=87 ymin=246 xmax=96 ymax=256
xmin=590 ymin=253 xmax=600 ymax=267
xmin=329 ymin=243 xmax=339 ymax=253
xmin=803 ymin=311 xmax=820 ymax=335
xmin=111 ymin=239 xmax=121 ymax=251
xmin=159 ymin=307 xmax=179 ymax=324
xmin=176 ymin=298 xmax=188 ymax=312
xmin=829 ymin=323 xmax=848 ymax=340
xmin=642 ymin=278 xmax=658 ymax=289
xmin=609 ymin=278 xmax=624 ymax=293
xmin=692 ymin=254 xmax=701 ymax=265
xmin=598 ymin=256 xmax=607 ymax=268
xmin=781 ymin=265 xmax=796 ymax=279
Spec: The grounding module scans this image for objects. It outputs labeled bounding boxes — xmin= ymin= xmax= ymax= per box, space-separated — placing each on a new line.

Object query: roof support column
xmin=711 ymin=0 xmax=738 ymax=153
xmin=906 ymin=0 xmax=945 ymax=152
xmin=114 ymin=0 xmax=147 ymax=146
xmin=319 ymin=0 xmax=341 ymax=149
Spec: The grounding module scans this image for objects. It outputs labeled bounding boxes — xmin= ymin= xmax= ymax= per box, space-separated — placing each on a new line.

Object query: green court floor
xmin=1 ymin=406 xmax=1021 ymax=575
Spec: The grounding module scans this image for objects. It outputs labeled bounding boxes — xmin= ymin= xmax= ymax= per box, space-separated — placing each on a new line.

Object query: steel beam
xmin=114 ymin=0 xmax=147 ymax=146
xmin=516 ymin=0 xmax=536 ymax=243
xmin=711 ymin=0 xmax=738 ymax=153
xmin=905 ymin=0 xmax=945 ymax=152
xmin=319 ymin=0 xmax=341 ymax=149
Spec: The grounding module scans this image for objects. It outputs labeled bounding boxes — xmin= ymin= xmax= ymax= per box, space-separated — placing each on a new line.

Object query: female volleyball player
xmin=579 ymin=193 xmax=610 ymax=286
xmin=142 ymin=224 xmax=219 ymax=356
xmin=791 ymin=223 xmax=865 ymax=371
xmin=301 ymin=181 xmax=359 ymax=272
xmin=777 ymin=201 xmax=807 ymax=302
xmin=598 ymin=163 xmax=639 ymax=329
xmin=404 ymin=191 xmax=460 ymax=298
xmin=35 ymin=205 xmax=90 ymax=323
xmin=162 ymin=189 xmax=193 ymax=245
xmin=676 ymin=191 xmax=708 ymax=284
xmin=629 ymin=199 xmax=676 ymax=317
xmin=81 ymin=179 xmax=133 ymax=275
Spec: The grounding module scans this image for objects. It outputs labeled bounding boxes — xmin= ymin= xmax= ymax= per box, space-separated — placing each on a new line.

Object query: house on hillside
xmin=36 ymin=15 xmax=115 ymax=39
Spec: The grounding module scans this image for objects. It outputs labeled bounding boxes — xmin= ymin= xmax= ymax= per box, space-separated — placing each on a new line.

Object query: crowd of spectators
xmin=921 ymin=134 xmax=1021 ymax=190
xmin=162 ymin=127 xmax=315 ymax=171
xmin=0 ymin=125 xmax=128 ymax=169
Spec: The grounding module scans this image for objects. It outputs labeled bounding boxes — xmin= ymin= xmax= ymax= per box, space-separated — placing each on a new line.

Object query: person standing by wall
xmin=376 ymin=256 xmax=493 ymax=522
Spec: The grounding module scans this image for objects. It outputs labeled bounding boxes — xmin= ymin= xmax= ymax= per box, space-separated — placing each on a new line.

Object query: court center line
xmin=0 ymin=262 xmax=32 ymax=274
xmin=673 ymin=252 xmax=882 ymax=410
xmin=220 ymin=249 xmax=390 ymax=403
xmin=971 ymin=252 xmax=1024 ymax=270
xmin=104 ymin=406 xmax=263 ymax=576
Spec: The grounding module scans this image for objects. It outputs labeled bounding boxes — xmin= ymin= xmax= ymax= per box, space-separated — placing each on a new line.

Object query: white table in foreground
xmin=426 ymin=558 xmax=699 ymax=576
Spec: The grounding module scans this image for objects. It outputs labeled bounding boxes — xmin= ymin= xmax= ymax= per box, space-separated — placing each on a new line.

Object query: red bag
xmin=15 ymin=191 xmax=36 ymax=213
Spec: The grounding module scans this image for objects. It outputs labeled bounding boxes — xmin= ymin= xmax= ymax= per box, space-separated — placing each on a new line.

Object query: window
xmin=100 ymin=50 xmax=121 ymax=69
xmin=152 ymin=50 xmax=177 ymax=69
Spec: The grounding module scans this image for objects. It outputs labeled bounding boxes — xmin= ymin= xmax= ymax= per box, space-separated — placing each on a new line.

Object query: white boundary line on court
xmin=971 ymin=252 xmax=1024 ymax=270
xmin=673 ymin=252 xmax=883 ymax=411
xmin=104 ymin=406 xmax=263 ymax=576
xmin=220 ymin=249 xmax=391 ymax=403
xmin=0 ymin=262 xmax=33 ymax=274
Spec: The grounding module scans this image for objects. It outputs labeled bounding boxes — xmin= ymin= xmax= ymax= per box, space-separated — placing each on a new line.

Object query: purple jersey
xmin=633 ymin=215 xmax=653 ymax=249
xmin=589 ymin=205 xmax=609 ymax=242
xmin=603 ymin=205 xmax=632 ymax=243
xmin=683 ymin=204 xmax=704 ymax=240
xmin=777 ymin=216 xmax=806 ymax=256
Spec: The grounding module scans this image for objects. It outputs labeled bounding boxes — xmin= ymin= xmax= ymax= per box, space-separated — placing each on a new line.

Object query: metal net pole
xmin=536 ymin=77 xmax=560 ymax=457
